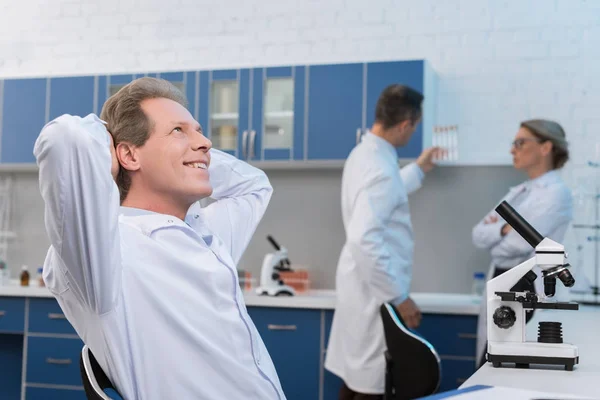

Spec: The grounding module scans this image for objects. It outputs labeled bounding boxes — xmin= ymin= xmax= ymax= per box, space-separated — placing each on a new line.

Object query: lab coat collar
xmin=362 ymin=130 xmax=398 ymax=163
xmin=119 ymin=205 xmax=209 ymax=237
xmin=508 ymin=170 xmax=562 ymax=192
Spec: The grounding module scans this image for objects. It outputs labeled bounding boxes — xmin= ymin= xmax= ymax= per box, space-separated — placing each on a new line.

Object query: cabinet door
xmin=107 ymin=74 xmax=135 ymax=98
xmin=323 ymin=310 xmax=343 ymax=400
xmin=251 ymin=66 xmax=306 ymax=161
xmin=48 ymin=76 xmax=95 ymax=121
xmin=307 ymin=63 xmax=363 ymax=160
xmin=200 ymin=69 xmax=250 ymax=158
xmin=247 ymin=307 xmax=321 ymax=400
xmin=1 ymin=78 xmax=47 ymax=163
xmin=26 ymin=336 xmax=84 ymax=386
xmin=0 ymin=333 xmax=23 ymax=400
xmin=365 ymin=61 xmax=425 ymax=159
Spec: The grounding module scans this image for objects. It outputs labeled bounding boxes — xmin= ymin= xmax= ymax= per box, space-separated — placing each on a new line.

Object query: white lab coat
xmin=472 ymin=170 xmax=573 ymax=364
xmin=324 ymin=132 xmax=424 ymax=394
xmin=34 ymin=114 xmax=285 ymax=400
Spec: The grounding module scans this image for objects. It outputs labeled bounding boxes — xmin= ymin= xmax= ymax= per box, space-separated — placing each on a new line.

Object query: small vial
xmin=20 ymin=265 xmax=30 ymax=287
xmin=37 ymin=267 xmax=45 ymax=287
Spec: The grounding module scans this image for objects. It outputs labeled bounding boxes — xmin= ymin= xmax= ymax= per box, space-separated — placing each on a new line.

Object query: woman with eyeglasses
xmin=471 ymin=119 xmax=573 ymax=368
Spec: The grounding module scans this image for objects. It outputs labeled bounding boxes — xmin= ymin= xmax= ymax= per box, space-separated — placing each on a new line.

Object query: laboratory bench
xmin=1 ymin=285 xmax=481 ymax=400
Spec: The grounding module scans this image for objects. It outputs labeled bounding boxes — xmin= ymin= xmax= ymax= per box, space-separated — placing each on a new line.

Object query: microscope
xmin=255 ymin=235 xmax=296 ymax=297
xmin=486 ymin=201 xmax=579 ymax=371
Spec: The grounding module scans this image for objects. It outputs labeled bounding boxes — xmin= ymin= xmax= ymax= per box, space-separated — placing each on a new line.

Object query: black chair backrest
xmin=380 ymin=303 xmax=441 ymax=400
xmin=79 ymin=346 xmax=122 ymax=400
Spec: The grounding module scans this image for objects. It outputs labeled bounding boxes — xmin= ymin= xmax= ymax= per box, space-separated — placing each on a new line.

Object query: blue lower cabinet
xmin=247 ymin=307 xmax=321 ymax=400
xmin=25 ymin=387 xmax=86 ymax=400
xmin=323 ymin=310 xmax=343 ymax=400
xmin=438 ymin=358 xmax=476 ymax=393
xmin=26 ymin=336 xmax=84 ymax=386
xmin=0 ymin=334 xmax=23 ymax=400
xmin=0 ymin=297 xmax=25 ymax=333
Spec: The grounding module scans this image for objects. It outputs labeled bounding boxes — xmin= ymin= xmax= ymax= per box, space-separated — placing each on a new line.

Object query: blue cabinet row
xmin=0 ymin=60 xmax=436 ymax=165
xmin=1 ymin=296 xmax=473 ymax=400
xmin=0 ymin=296 xmax=85 ymax=400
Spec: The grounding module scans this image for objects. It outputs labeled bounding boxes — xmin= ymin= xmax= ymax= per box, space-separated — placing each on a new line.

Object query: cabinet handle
xmin=242 ymin=130 xmax=249 ymax=159
xmin=356 ymin=128 xmax=362 ymax=145
xmin=0 ymin=310 xmax=5 ymax=317
xmin=249 ymin=130 xmax=256 ymax=160
xmin=48 ymin=313 xmax=66 ymax=320
xmin=46 ymin=357 xmax=72 ymax=365
xmin=457 ymin=333 xmax=477 ymax=340
xmin=267 ymin=324 xmax=297 ymax=331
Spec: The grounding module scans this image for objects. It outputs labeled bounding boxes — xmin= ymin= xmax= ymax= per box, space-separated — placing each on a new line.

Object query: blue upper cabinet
xmin=1 ymin=78 xmax=48 ymax=163
xmin=365 ymin=60 xmax=435 ymax=159
xmin=307 ymin=63 xmax=364 ymax=160
xmin=198 ymin=69 xmax=250 ymax=158
xmin=249 ymin=66 xmax=306 ymax=161
xmin=49 ymin=76 xmax=95 ymax=121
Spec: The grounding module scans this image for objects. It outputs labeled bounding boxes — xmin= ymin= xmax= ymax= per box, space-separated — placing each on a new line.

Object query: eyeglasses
xmin=511 ymin=138 xmax=543 ymax=149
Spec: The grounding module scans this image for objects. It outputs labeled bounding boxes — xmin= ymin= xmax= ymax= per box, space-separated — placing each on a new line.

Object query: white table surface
xmin=461 ymin=305 xmax=600 ymax=399
xmin=0 ymin=281 xmax=481 ymax=314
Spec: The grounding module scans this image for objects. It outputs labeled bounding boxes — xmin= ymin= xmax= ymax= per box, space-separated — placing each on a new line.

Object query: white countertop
xmin=461 ymin=305 xmax=600 ymax=399
xmin=0 ymin=282 xmax=481 ymax=315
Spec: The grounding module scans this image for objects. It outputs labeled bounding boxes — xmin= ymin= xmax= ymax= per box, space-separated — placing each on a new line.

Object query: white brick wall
xmin=0 ymin=0 xmax=599 ymax=289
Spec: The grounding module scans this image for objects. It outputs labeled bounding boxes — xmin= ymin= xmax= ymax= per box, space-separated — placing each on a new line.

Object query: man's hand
xmin=396 ymin=297 xmax=422 ymax=329
xmin=107 ymin=132 xmax=119 ymax=182
xmin=416 ymin=147 xmax=445 ymax=173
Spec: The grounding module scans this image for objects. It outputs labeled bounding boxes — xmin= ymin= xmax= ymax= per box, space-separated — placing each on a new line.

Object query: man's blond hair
xmin=100 ymin=77 xmax=187 ymax=202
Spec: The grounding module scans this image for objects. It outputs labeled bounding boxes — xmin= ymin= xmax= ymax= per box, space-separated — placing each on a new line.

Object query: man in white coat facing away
xmin=325 ymin=84 xmax=441 ymax=399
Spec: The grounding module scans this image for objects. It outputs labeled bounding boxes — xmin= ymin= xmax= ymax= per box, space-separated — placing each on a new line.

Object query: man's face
xmin=125 ymin=97 xmax=213 ymax=204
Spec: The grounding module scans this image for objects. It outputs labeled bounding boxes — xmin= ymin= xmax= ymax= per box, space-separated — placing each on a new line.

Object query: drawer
xmin=28 ymin=298 xmax=76 ymax=335
xmin=416 ymin=314 xmax=477 ymax=357
xmin=439 ymin=358 xmax=476 ymax=392
xmin=26 ymin=387 xmax=86 ymax=400
xmin=0 ymin=297 xmax=25 ymax=333
xmin=26 ymin=336 xmax=84 ymax=386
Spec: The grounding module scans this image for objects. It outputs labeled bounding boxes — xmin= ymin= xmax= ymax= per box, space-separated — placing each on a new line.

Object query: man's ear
xmin=116 ymin=142 xmax=141 ymax=172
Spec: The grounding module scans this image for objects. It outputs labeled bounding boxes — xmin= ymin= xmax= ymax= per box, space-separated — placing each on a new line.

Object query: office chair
xmin=380 ymin=303 xmax=441 ymax=400
xmin=79 ymin=345 xmax=123 ymax=400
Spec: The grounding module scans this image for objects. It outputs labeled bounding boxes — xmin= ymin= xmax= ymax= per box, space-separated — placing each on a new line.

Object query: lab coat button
xmin=194 ymin=215 xmax=199 ymax=219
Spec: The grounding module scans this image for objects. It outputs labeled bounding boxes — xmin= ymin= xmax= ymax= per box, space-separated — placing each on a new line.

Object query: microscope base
xmin=487 ymin=353 xmax=578 ymax=371
xmin=488 ymin=342 xmax=579 ymax=371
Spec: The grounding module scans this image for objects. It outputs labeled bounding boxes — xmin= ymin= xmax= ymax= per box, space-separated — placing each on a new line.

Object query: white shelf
xmin=265 ymin=111 xmax=294 ymax=118
xmin=211 ymin=113 xmax=239 ymax=120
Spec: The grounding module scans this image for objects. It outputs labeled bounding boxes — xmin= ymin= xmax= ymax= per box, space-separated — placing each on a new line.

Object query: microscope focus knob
xmin=493 ymin=306 xmax=516 ymax=329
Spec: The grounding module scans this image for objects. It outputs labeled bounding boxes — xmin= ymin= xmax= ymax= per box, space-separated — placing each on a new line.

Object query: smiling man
xmin=34 ymin=77 xmax=285 ymax=399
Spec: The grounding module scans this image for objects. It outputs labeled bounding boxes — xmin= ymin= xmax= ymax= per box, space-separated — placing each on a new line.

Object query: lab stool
xmin=79 ymin=345 xmax=123 ymax=400
xmin=380 ymin=303 xmax=441 ymax=400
